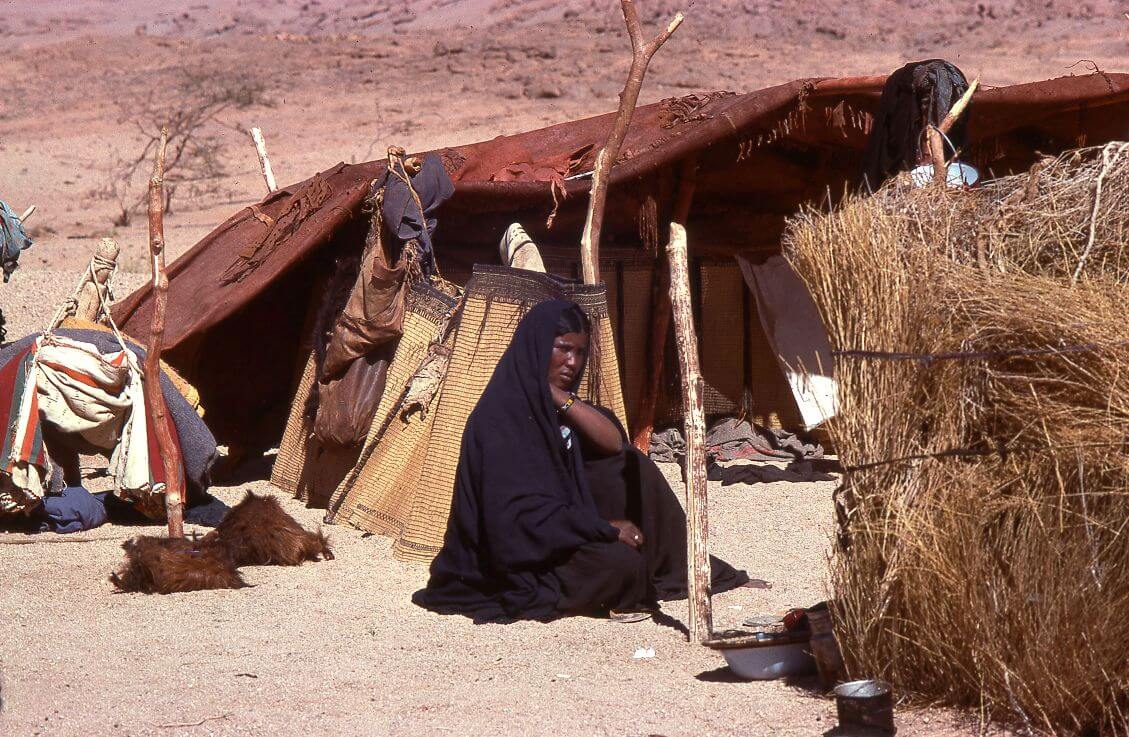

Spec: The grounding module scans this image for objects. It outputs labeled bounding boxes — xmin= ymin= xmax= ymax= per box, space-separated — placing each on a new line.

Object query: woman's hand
xmin=609 ymin=520 xmax=644 ymax=550
xmin=549 ymin=383 xmax=571 ymax=408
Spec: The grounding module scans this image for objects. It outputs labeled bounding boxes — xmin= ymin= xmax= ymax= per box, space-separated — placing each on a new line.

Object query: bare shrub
xmin=90 ymin=67 xmax=272 ymax=225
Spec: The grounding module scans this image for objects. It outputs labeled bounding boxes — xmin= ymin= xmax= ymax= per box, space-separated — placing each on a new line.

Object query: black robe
xmin=413 ymin=300 xmax=747 ymax=623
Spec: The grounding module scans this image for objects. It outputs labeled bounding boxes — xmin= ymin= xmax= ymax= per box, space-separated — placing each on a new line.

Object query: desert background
xmin=1 ymin=2 xmax=1127 ymax=736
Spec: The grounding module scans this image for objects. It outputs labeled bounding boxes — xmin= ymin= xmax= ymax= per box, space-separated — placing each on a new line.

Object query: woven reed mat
xmin=270 ymin=348 xmax=317 ymax=495
xmin=330 ymin=265 xmax=627 ymax=563
xmin=325 ymin=282 xmax=458 ymax=537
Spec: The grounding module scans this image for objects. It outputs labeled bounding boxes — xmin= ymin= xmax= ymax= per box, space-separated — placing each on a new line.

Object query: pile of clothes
xmin=650 ymin=417 xmax=835 ymax=484
xmin=0 ymin=328 xmax=220 ymax=533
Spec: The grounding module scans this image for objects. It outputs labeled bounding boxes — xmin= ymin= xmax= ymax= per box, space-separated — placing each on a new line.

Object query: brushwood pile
xmin=786 ymin=143 xmax=1129 ymax=735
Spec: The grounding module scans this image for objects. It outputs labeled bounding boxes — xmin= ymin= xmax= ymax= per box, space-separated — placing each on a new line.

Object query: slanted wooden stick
xmin=633 ymin=158 xmax=698 ymax=452
xmin=928 ymin=76 xmax=980 ymax=186
xmin=579 ymin=0 xmax=684 ymax=284
xmin=18 ymin=205 xmax=36 ymax=223
xmin=666 ymin=221 xmax=712 ymax=643
xmin=939 ymin=76 xmax=979 ymax=135
xmin=249 ymin=127 xmax=277 ymax=193
xmin=144 ymin=127 xmax=186 ymax=539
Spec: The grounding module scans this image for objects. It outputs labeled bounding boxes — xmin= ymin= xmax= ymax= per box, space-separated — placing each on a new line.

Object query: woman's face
xmin=547 ymin=331 xmax=589 ymax=391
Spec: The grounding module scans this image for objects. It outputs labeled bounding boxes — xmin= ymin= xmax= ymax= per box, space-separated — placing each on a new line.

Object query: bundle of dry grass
xmin=786 ymin=142 xmax=1129 ymax=735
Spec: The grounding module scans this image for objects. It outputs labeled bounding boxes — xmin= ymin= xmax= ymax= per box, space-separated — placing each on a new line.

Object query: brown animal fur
xmin=206 ymin=491 xmax=334 ymax=566
xmin=110 ymin=535 xmax=246 ymax=594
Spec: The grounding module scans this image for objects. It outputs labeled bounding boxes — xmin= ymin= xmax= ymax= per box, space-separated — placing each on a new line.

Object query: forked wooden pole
xmin=939 ymin=76 xmax=979 ymax=135
xmin=632 ymin=158 xmax=698 ymax=452
xmin=144 ymin=127 xmax=186 ymax=539
xmin=579 ymin=0 xmax=684 ymax=284
xmin=927 ymin=75 xmax=979 ymax=186
xmin=666 ymin=221 xmax=711 ymax=643
xmin=249 ymin=126 xmax=277 ymax=193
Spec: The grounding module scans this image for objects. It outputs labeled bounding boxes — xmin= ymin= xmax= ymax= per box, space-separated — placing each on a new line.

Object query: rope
xmin=43 ymin=252 xmax=136 ymax=370
xmin=843 ymin=439 xmax=1129 ymax=474
xmin=832 ymin=339 xmax=1129 ymax=365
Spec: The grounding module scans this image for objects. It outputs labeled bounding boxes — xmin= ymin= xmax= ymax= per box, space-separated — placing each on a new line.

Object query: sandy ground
xmin=0 ymin=2 xmax=1125 ymax=735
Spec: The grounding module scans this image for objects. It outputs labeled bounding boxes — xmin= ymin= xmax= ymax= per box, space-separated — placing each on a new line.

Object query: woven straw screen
xmin=328 ymin=266 xmax=625 ymax=562
xmin=324 ymin=282 xmax=457 ymax=539
xmin=270 ymin=349 xmax=317 ymax=495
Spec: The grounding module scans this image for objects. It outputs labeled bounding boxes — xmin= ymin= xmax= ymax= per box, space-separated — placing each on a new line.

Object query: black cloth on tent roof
xmin=862 ymin=59 xmax=970 ymax=188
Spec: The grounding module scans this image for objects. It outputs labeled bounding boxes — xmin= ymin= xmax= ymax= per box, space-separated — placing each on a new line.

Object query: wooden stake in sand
xmin=666 ymin=221 xmax=712 ymax=643
xmin=18 ymin=205 xmax=36 ymax=223
xmin=249 ymin=127 xmax=277 ymax=193
xmin=144 ymin=127 xmax=186 ymax=539
xmin=579 ymin=0 xmax=684 ymax=284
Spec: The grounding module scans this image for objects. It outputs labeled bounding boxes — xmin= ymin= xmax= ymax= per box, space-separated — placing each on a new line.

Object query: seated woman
xmin=413 ymin=299 xmax=753 ymax=623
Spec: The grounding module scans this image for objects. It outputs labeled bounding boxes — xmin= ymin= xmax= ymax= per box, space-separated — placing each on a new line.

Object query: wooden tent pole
xmin=632 ymin=158 xmax=698 ymax=452
xmin=579 ymin=0 xmax=684 ymax=284
xmin=144 ymin=127 xmax=186 ymax=539
xmin=249 ymin=127 xmax=277 ymax=193
xmin=927 ymin=76 xmax=979 ymax=186
xmin=666 ymin=221 xmax=711 ymax=643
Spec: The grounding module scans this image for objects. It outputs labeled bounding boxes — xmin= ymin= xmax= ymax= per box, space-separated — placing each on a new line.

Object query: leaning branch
xmin=579 ymin=1 xmax=684 ymax=284
xmin=143 ymin=127 xmax=186 ymax=539
xmin=928 ymin=75 xmax=980 ymax=185
xmin=939 ymin=76 xmax=980 ymax=135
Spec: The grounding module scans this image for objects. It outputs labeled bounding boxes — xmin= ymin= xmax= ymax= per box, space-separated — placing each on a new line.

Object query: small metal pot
xmin=833 ymin=679 xmax=896 ymax=733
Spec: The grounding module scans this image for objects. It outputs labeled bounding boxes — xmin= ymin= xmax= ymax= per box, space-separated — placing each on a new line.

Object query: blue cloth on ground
xmin=0 ymin=199 xmax=33 ymax=282
xmin=39 ymin=486 xmax=108 ymax=534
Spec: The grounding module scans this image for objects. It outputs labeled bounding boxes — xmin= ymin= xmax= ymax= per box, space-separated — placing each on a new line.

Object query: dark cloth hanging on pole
xmin=379 ymin=153 xmax=454 ymax=279
xmin=861 ymin=59 xmax=970 ymax=188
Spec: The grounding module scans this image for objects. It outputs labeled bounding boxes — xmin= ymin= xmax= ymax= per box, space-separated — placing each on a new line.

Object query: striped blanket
xmin=0 ymin=335 xmax=179 ymax=514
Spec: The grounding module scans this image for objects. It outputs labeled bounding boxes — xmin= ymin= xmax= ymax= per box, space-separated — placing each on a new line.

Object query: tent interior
xmin=111 ymin=71 xmax=1129 ymax=452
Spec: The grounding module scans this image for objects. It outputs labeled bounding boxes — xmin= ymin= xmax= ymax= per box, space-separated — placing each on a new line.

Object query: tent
xmin=111 ymin=72 xmax=1129 ymax=450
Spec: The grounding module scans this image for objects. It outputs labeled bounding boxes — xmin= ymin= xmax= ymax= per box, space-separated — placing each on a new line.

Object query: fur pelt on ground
xmin=206 ymin=491 xmax=334 ymax=566
xmin=110 ymin=491 xmax=333 ymax=594
xmin=110 ymin=535 xmax=245 ymax=594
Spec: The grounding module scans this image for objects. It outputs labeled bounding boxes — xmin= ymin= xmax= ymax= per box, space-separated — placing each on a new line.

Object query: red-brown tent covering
xmin=113 ymin=72 xmax=1129 ymax=447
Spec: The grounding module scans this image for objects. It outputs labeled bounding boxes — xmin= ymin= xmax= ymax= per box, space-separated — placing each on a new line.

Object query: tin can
xmin=834 ymin=679 xmax=896 ymax=733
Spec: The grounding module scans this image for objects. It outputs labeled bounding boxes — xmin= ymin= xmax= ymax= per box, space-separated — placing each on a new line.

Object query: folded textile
xmin=498 ymin=223 xmax=546 ymax=273
xmin=707 ymin=417 xmax=824 ymax=462
xmin=379 ymin=153 xmax=454 ymax=278
xmin=96 ymin=491 xmax=229 ymax=528
xmin=648 ymin=427 xmax=685 ymax=464
xmin=39 ymin=486 xmax=108 ymax=534
xmin=0 ymin=330 xmax=217 ymax=514
xmin=707 ymin=459 xmax=837 ymax=485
